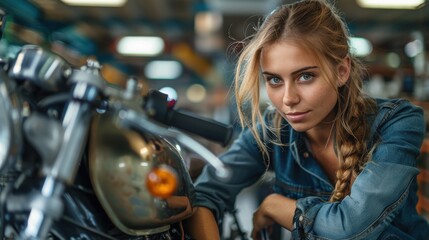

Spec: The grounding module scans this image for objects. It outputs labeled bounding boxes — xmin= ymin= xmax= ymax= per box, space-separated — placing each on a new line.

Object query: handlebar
xmin=144 ymin=90 xmax=234 ymax=147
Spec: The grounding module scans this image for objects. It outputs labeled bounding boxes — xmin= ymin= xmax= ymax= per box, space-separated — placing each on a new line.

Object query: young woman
xmin=185 ymin=0 xmax=429 ymax=239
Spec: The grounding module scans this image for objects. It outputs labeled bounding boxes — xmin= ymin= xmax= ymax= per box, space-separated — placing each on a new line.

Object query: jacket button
xmin=303 ymin=152 xmax=309 ymax=158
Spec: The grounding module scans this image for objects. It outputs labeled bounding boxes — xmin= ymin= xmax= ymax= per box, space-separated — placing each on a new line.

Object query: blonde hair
xmin=233 ymin=0 xmax=376 ymax=202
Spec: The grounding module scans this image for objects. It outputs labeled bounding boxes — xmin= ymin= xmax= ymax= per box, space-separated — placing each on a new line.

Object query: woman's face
xmin=260 ymin=40 xmax=340 ymax=132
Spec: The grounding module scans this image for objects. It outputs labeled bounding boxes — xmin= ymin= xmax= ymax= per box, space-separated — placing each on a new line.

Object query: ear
xmin=337 ymin=55 xmax=351 ymax=87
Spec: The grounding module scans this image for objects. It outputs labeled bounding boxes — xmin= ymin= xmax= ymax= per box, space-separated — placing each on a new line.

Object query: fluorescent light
xmin=349 ymin=37 xmax=373 ymax=57
xmin=117 ymin=36 xmax=164 ymax=56
xmin=61 ymin=0 xmax=127 ymax=7
xmin=144 ymin=60 xmax=183 ymax=79
xmin=356 ymin=0 xmax=424 ymax=9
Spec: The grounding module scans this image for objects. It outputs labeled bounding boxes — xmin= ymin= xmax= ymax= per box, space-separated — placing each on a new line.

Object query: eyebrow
xmin=262 ymin=66 xmax=318 ymax=76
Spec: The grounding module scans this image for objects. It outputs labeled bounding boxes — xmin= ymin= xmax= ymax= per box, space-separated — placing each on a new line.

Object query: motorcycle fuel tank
xmin=88 ymin=111 xmax=196 ymax=236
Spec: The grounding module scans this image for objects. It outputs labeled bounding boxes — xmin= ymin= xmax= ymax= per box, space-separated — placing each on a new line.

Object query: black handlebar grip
xmin=167 ymin=109 xmax=234 ymax=147
xmin=144 ymin=90 xmax=234 ymax=146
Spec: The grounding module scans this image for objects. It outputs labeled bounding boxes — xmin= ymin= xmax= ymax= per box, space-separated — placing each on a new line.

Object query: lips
xmin=285 ymin=111 xmax=309 ymax=122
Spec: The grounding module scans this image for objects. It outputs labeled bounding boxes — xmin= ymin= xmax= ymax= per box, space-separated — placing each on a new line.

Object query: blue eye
xmin=267 ymin=76 xmax=282 ymax=86
xmin=299 ymin=73 xmax=314 ymax=82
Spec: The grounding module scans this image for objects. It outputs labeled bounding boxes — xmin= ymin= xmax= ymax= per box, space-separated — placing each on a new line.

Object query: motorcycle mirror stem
xmin=0 ymin=8 xmax=7 ymax=69
xmin=0 ymin=8 xmax=5 ymax=41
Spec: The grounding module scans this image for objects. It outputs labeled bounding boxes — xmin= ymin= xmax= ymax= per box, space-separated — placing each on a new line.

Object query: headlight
xmin=89 ymin=111 xmax=195 ymax=235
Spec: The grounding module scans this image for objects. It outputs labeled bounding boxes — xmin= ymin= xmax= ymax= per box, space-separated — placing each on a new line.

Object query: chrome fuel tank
xmin=88 ymin=111 xmax=195 ymax=236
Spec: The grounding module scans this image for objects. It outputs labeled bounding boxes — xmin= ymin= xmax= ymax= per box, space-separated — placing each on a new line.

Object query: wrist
xmin=292 ymin=203 xmax=309 ymax=238
xmin=263 ymin=194 xmax=296 ymax=230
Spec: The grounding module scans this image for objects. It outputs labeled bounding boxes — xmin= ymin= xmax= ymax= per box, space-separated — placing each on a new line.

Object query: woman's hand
xmin=252 ymin=202 xmax=274 ymax=239
xmin=251 ymin=193 xmax=297 ymax=239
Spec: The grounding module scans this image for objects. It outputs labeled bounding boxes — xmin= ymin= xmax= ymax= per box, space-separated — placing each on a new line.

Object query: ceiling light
xmin=386 ymin=52 xmax=401 ymax=68
xmin=405 ymin=39 xmax=423 ymax=58
xmin=195 ymin=11 xmax=223 ymax=35
xmin=117 ymin=36 xmax=164 ymax=57
xmin=349 ymin=37 xmax=373 ymax=57
xmin=356 ymin=0 xmax=424 ymax=9
xmin=61 ymin=0 xmax=127 ymax=7
xmin=144 ymin=60 xmax=183 ymax=80
xmin=186 ymin=84 xmax=206 ymax=103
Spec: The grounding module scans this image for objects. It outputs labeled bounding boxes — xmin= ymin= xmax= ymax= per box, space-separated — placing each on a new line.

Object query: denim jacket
xmin=194 ymin=98 xmax=429 ymax=239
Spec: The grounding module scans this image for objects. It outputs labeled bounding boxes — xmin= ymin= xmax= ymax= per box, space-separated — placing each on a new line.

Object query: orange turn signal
xmin=146 ymin=165 xmax=178 ymax=198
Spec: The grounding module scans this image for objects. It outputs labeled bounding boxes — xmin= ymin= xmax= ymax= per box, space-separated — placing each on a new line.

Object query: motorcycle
xmin=0 ymin=43 xmax=234 ymax=239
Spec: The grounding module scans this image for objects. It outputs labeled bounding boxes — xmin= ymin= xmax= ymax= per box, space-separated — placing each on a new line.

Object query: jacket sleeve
xmin=193 ymin=109 xmax=279 ymax=221
xmin=193 ymin=127 xmax=267 ymax=220
xmin=292 ymin=100 xmax=425 ymax=239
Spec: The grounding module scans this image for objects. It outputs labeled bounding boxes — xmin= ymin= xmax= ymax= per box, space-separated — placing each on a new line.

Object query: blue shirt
xmin=194 ymin=98 xmax=429 ymax=239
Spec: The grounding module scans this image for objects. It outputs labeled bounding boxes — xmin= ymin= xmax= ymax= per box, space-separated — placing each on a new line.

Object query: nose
xmin=282 ymin=83 xmax=299 ymax=106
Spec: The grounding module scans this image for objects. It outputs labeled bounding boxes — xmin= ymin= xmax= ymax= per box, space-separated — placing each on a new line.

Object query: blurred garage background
xmin=0 ymin=0 xmax=428 ymax=239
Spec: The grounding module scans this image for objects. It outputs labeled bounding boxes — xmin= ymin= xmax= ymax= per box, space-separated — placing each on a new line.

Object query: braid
xmin=330 ymin=92 xmax=373 ymax=202
xmin=330 ymin=127 xmax=363 ymax=201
